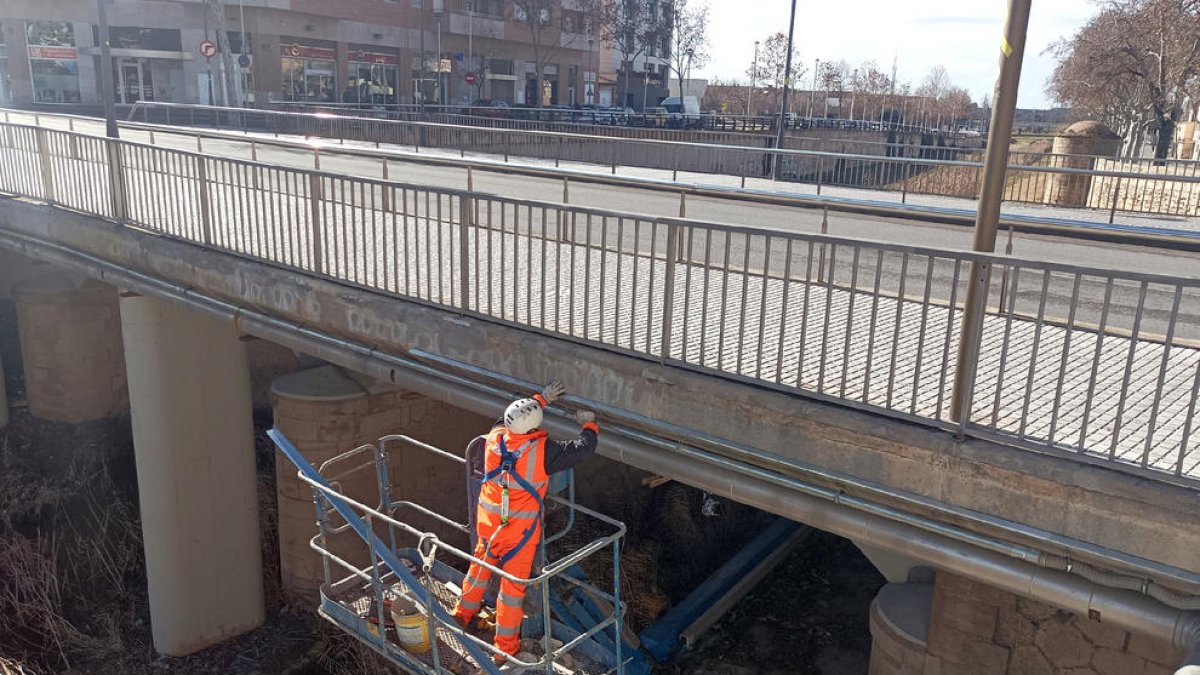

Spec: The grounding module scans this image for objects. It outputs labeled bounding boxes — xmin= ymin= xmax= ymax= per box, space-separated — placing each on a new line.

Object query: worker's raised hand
xmin=541 ymin=380 xmax=566 ymax=405
xmin=576 ymin=410 xmax=596 ymax=426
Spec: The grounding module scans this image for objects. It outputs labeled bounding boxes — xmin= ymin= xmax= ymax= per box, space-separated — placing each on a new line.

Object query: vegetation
xmin=1049 ymin=0 xmax=1200 ymax=159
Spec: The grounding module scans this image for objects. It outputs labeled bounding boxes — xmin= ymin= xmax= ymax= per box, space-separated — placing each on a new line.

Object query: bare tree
xmin=701 ymin=77 xmax=748 ymax=113
xmin=849 ymin=60 xmax=891 ymax=121
xmin=600 ymin=0 xmax=669 ymax=107
xmin=665 ymin=0 xmax=710 ymax=97
xmin=513 ymin=0 xmax=598 ymax=106
xmin=748 ymin=32 xmax=799 ymax=91
xmin=817 ymin=59 xmax=848 ymax=116
xmin=1049 ymin=0 xmax=1200 ymax=159
xmin=205 ymin=0 xmax=242 ymax=106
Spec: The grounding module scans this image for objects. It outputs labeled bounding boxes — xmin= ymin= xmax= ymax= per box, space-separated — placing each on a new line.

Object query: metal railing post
xmin=35 ymin=128 xmax=55 ymax=203
xmin=1109 ymin=177 xmax=1121 ymax=225
xmin=660 ymin=221 xmax=681 ymax=361
xmin=459 ymin=193 xmax=473 ymax=311
xmin=309 ymin=173 xmax=324 ymax=272
xmin=106 ymin=140 xmax=128 ymax=223
xmin=196 ymin=156 xmax=214 ymax=244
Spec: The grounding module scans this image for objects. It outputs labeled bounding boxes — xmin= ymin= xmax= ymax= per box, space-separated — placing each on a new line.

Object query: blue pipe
xmin=639 ymin=517 xmax=802 ymax=662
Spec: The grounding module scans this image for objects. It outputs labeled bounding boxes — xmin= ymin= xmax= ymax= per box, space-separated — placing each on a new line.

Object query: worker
xmin=452 ymin=381 xmax=599 ymax=662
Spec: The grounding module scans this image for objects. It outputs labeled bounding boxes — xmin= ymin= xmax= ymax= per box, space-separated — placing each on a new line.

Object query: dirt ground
xmin=664 ymin=531 xmax=884 ymax=675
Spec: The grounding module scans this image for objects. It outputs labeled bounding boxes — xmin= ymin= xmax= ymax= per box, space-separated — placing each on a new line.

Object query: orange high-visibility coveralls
xmin=452 ymin=398 xmax=600 ymax=657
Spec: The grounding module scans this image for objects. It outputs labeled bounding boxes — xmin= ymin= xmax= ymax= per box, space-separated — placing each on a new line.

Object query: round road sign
xmin=238 ymin=53 xmax=251 ymax=68
xmin=465 ymin=72 xmax=477 ymax=86
xmin=199 ymin=40 xmax=217 ymax=59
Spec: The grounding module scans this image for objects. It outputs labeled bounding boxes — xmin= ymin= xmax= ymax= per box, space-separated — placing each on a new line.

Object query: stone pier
xmin=271 ymin=365 xmax=491 ymax=604
xmin=869 ymin=571 xmax=1184 ymax=675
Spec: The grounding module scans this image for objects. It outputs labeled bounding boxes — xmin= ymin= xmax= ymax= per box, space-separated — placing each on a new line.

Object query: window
xmin=26 ymin=21 xmax=81 ymax=103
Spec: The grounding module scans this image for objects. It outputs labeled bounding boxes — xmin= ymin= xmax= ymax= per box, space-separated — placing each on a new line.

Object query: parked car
xmin=641 ymin=106 xmax=668 ymax=127
xmin=468 ymin=99 xmax=510 ymax=118
xmin=662 ymin=96 xmax=701 ymax=128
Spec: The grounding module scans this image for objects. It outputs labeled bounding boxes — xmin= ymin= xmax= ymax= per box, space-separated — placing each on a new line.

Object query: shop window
xmin=26 ymin=21 xmax=81 ymax=103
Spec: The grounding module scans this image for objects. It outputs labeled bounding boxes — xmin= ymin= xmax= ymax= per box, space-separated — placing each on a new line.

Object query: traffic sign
xmin=465 ymin=72 xmax=477 ymax=86
xmin=237 ymin=53 xmax=251 ymax=68
xmin=199 ymin=40 xmax=217 ymax=59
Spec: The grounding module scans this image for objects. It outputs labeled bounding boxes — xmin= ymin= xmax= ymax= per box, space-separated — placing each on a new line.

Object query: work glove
xmin=541 ymin=380 xmax=566 ymax=405
xmin=576 ymin=410 xmax=596 ymax=426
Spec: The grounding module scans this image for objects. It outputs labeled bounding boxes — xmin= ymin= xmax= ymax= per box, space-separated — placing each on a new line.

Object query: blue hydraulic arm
xmin=268 ymin=428 xmax=503 ymax=675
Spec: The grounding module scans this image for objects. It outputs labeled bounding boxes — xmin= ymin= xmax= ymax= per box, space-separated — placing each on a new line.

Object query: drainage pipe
xmin=411 ymin=351 xmax=1200 ymax=601
xmin=2 ymin=230 xmax=1199 ymax=667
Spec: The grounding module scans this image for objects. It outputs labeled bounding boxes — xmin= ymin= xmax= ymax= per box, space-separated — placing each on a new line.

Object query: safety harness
xmin=480 ymin=434 xmax=545 ymax=566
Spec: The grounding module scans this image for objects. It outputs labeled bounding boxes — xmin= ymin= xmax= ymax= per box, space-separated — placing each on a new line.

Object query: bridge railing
xmin=1 ymin=120 xmax=1197 ymax=485
xmin=120 ymin=102 xmax=1200 ymax=222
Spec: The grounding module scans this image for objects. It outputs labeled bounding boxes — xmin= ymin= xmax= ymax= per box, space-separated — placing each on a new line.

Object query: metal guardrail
xmin=1 ymin=120 xmax=1198 ymax=486
xmin=124 ymin=102 xmax=1200 ymax=221
xmin=14 ymin=107 xmax=1200 ymax=250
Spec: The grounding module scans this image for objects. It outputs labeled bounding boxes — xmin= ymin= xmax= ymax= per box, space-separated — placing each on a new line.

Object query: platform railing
xmin=267 ymin=428 xmax=627 ymax=675
xmin=1 ymin=120 xmax=1197 ymax=485
xmin=116 ymin=101 xmax=1200 ymax=221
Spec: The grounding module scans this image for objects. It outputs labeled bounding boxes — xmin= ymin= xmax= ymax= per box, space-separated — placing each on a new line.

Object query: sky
xmin=692 ymin=0 xmax=1099 ymax=109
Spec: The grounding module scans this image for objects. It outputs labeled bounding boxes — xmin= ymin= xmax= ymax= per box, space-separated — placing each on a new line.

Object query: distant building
xmin=594 ymin=0 xmax=670 ymax=110
xmin=0 ymin=0 xmax=596 ymax=108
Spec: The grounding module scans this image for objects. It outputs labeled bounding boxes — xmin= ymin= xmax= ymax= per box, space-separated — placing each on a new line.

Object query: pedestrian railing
xmin=121 ymin=102 xmax=1200 ymax=222
xmin=1 ymin=120 xmax=1197 ymax=486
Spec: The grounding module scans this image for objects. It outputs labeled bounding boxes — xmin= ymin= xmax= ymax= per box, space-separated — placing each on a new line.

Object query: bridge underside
xmin=2 ymin=198 xmax=1195 ymax=590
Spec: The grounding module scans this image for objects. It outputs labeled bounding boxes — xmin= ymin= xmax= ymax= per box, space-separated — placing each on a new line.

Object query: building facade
xmin=0 ymin=0 xmax=598 ymax=108
xmin=593 ymin=0 xmax=669 ymax=110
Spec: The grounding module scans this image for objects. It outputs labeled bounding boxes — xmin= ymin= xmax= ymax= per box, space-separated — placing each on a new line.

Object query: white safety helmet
xmin=504 ymin=398 xmax=543 ymax=435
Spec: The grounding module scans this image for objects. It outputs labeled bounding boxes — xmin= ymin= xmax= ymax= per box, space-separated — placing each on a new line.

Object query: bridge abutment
xmin=118 ymin=294 xmax=264 ymax=656
xmin=869 ymin=571 xmax=1184 ymax=675
xmin=13 ymin=274 xmax=128 ymax=423
xmin=270 ymin=365 xmax=489 ymax=604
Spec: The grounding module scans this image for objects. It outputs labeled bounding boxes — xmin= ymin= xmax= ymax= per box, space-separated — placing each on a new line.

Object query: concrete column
xmin=271 ymin=365 xmax=489 ymax=604
xmin=868 ymin=570 xmax=1187 ymax=675
xmin=14 ymin=275 xmax=128 ymax=423
xmin=119 ymin=295 xmax=264 ymax=656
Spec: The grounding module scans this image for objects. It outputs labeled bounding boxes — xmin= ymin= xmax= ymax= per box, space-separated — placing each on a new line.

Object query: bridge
xmin=1 ymin=108 xmax=1198 ymax=674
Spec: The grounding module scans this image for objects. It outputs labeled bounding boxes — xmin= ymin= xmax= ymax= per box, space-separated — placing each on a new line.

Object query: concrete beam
xmin=119 ymin=294 xmax=264 ymax=655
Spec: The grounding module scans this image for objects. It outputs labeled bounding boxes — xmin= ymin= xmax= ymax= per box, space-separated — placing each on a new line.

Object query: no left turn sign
xmin=199 ymin=40 xmax=217 ymax=59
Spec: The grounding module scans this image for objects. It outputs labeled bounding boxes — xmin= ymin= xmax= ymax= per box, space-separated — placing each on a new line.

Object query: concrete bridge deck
xmin=1 ymin=118 xmax=1199 ymax=591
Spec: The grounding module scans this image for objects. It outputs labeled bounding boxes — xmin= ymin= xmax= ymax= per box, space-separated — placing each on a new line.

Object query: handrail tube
xmin=13 ymin=112 xmax=1200 ymax=249
xmin=11 ymin=118 xmax=1200 ymax=283
xmin=2 ymin=227 xmax=1198 ymax=663
xmin=108 ymin=106 xmax=1200 ymax=184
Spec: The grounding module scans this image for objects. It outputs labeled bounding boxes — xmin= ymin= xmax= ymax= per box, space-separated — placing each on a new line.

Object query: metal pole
xmin=96 ymin=0 xmax=119 ymax=138
xmin=747 ymin=41 xmax=759 ymax=116
xmin=772 ymin=0 xmax=798 ymax=180
xmin=419 ymin=0 xmax=427 ymax=112
xmin=950 ymin=0 xmax=1032 ymax=427
xmin=809 ymin=58 xmax=818 ymax=119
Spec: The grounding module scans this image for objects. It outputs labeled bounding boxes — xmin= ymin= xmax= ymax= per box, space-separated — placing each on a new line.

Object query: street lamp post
xmin=746 ymin=40 xmax=759 ymax=117
xmin=809 ymin=57 xmax=818 ymax=119
xmin=771 ymin=0 xmax=798 ymax=180
xmin=419 ymin=0 xmax=427 ymax=111
xmin=95 ymin=0 xmax=118 ymax=137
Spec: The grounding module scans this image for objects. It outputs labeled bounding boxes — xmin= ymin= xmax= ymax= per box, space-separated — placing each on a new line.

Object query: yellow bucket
xmin=391 ymin=596 xmax=432 ymax=654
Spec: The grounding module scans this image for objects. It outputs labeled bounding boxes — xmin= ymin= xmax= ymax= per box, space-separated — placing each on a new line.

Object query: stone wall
xmin=871 ymin=571 xmax=1186 ymax=675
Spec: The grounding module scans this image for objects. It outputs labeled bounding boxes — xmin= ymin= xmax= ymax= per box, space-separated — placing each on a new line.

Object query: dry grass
xmin=0 ymin=422 xmax=143 ymax=673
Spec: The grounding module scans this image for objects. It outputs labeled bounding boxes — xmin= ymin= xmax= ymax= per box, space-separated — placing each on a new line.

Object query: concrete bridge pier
xmin=118 ymin=294 xmax=264 ymax=655
xmin=869 ymin=571 xmax=1185 ymax=675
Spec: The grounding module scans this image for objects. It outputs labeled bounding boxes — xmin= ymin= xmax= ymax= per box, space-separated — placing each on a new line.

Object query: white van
xmin=662 ymin=96 xmax=701 ymax=128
